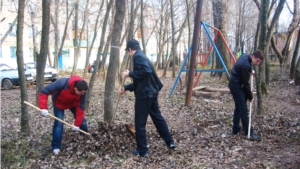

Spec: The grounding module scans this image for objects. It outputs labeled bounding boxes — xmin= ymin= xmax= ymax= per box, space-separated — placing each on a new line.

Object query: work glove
xmin=72 ymin=125 xmax=79 ymax=132
xmin=41 ymin=109 xmax=48 ymax=117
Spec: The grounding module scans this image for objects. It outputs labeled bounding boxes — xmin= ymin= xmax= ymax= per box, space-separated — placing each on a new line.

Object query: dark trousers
xmin=135 ymin=97 xmax=174 ymax=154
xmin=52 ymin=104 xmax=88 ymax=150
xmin=228 ymin=85 xmax=253 ymax=135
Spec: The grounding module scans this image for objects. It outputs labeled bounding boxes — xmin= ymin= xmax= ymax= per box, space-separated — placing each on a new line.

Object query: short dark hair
xmin=75 ymin=80 xmax=88 ymax=91
xmin=252 ymin=50 xmax=264 ymax=60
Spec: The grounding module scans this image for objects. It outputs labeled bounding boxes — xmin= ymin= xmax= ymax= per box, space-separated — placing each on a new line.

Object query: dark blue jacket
xmin=229 ymin=54 xmax=253 ymax=101
xmin=124 ymin=50 xmax=163 ymax=100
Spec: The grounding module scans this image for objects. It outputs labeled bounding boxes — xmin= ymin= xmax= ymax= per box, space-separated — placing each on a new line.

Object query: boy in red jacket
xmin=38 ymin=75 xmax=88 ymax=155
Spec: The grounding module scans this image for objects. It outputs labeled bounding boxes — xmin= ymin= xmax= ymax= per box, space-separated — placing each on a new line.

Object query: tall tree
xmin=28 ymin=1 xmax=40 ymax=62
xmin=119 ymin=0 xmax=140 ymax=84
xmin=85 ymin=0 xmax=114 ymax=112
xmin=104 ymin=0 xmax=126 ymax=122
xmin=212 ymin=0 xmax=229 ymax=81
xmin=52 ymin=0 xmax=74 ymax=70
xmin=292 ymin=29 xmax=300 ymax=83
xmin=36 ymin=0 xmax=51 ymax=102
xmin=71 ymin=0 xmax=89 ymax=75
xmin=256 ymin=0 xmax=269 ymax=115
xmin=170 ymin=0 xmax=176 ymax=78
xmin=270 ymin=0 xmax=299 ymax=67
xmin=154 ymin=0 xmax=169 ymax=70
xmin=140 ymin=0 xmax=146 ymax=54
xmin=83 ymin=1 xmax=104 ymax=79
xmin=17 ymin=0 xmax=30 ymax=134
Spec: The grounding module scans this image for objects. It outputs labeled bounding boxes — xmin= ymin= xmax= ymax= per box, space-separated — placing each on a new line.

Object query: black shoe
xmin=232 ymin=131 xmax=239 ymax=135
xmin=133 ymin=149 xmax=148 ymax=157
xmin=168 ymin=143 xmax=176 ymax=149
xmin=248 ymin=132 xmax=261 ymax=141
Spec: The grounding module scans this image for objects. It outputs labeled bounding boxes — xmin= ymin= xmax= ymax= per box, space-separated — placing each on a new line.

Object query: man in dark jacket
xmin=38 ymin=75 xmax=89 ymax=154
xmin=228 ymin=50 xmax=264 ymax=140
xmin=118 ymin=39 xmax=175 ymax=157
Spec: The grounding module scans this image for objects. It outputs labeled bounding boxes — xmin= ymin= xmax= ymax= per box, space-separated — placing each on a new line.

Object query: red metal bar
xmin=193 ymin=31 xmax=219 ymax=87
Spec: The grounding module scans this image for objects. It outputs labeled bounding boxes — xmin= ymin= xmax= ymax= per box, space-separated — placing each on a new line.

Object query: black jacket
xmin=124 ymin=50 xmax=163 ymax=100
xmin=229 ymin=53 xmax=253 ymax=101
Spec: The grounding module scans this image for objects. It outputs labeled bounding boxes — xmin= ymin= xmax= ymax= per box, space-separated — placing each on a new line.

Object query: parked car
xmin=24 ymin=62 xmax=58 ymax=82
xmin=0 ymin=63 xmax=35 ymax=90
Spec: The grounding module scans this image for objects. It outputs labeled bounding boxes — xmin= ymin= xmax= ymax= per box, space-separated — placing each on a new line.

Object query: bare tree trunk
xmin=256 ymin=0 xmax=269 ymax=115
xmin=154 ymin=1 xmax=169 ymax=70
xmin=51 ymin=0 xmax=59 ymax=69
xmin=119 ymin=0 xmax=138 ymax=84
xmin=72 ymin=0 xmax=89 ymax=75
xmin=83 ymin=1 xmax=104 ymax=79
xmin=140 ymin=0 xmax=146 ymax=55
xmin=72 ymin=0 xmax=79 ymax=76
xmin=264 ymin=0 xmax=286 ymax=85
xmin=170 ymin=0 xmax=176 ymax=78
xmin=295 ymin=54 xmax=300 ymax=85
xmin=212 ymin=0 xmax=229 ymax=82
xmin=282 ymin=0 xmax=300 ymax=66
xmin=104 ymin=0 xmax=126 ymax=122
xmin=36 ymin=0 xmax=50 ymax=103
xmin=56 ymin=0 xmax=74 ymax=70
xmin=85 ymin=0 xmax=114 ymax=112
xmin=28 ymin=5 xmax=38 ymax=62
xmin=17 ymin=0 xmax=30 ymax=134
xmin=162 ymin=16 xmax=188 ymax=77
xmin=291 ymin=29 xmax=300 ymax=80
xmin=185 ymin=0 xmax=192 ymax=86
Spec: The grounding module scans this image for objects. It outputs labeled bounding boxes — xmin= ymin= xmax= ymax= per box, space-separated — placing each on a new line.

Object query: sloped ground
xmin=1 ymin=70 xmax=300 ymax=168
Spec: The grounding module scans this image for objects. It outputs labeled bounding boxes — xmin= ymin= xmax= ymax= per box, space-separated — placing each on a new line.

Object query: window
xmin=9 ymin=23 xmax=17 ymax=36
xmin=10 ymin=46 xmax=16 ymax=58
xmin=0 ymin=46 xmax=2 ymax=58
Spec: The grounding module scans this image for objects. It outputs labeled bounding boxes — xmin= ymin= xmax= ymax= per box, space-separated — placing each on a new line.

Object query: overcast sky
xmin=278 ymin=0 xmax=296 ymax=27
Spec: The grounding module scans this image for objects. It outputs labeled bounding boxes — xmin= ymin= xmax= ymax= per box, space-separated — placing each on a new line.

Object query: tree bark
xmin=56 ymin=0 xmax=74 ymax=70
xmin=264 ymin=0 xmax=286 ymax=85
xmin=256 ymin=0 xmax=269 ymax=115
xmin=212 ymin=0 xmax=229 ymax=82
xmin=71 ymin=0 xmax=89 ymax=75
xmin=85 ymin=0 xmax=113 ymax=112
xmin=140 ymin=0 xmax=146 ymax=55
xmin=36 ymin=0 xmax=50 ymax=102
xmin=104 ymin=0 xmax=126 ymax=122
xmin=17 ymin=0 xmax=30 ymax=134
xmin=292 ymin=29 xmax=300 ymax=81
xmin=170 ymin=0 xmax=176 ymax=78
xmin=83 ymin=1 xmax=104 ymax=79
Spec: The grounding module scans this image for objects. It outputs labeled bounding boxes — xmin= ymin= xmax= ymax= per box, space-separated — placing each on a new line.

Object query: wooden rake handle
xmin=24 ymin=101 xmax=90 ymax=136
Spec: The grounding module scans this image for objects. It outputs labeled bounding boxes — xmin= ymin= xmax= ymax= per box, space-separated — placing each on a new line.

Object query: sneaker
xmin=169 ymin=143 xmax=176 ymax=149
xmin=53 ymin=149 xmax=60 ymax=155
xmin=133 ymin=149 xmax=148 ymax=157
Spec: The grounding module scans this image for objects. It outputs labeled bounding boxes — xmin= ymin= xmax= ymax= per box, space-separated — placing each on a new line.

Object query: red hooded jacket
xmin=38 ymin=75 xmax=86 ymax=127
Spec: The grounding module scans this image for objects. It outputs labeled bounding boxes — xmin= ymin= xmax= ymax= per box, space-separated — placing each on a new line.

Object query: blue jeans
xmin=135 ymin=97 xmax=174 ymax=155
xmin=228 ymin=85 xmax=253 ymax=135
xmin=51 ymin=104 xmax=88 ymax=150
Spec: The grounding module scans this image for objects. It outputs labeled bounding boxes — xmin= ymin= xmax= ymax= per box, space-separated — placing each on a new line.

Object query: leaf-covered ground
xmin=1 ymin=70 xmax=300 ymax=168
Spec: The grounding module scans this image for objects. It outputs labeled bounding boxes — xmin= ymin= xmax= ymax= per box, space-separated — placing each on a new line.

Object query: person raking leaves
xmin=118 ymin=39 xmax=176 ymax=157
xmin=38 ymin=75 xmax=89 ymax=155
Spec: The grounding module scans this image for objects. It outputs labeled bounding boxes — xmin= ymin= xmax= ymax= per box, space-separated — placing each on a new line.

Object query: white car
xmin=24 ymin=62 xmax=58 ymax=82
xmin=0 ymin=63 xmax=35 ymax=90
